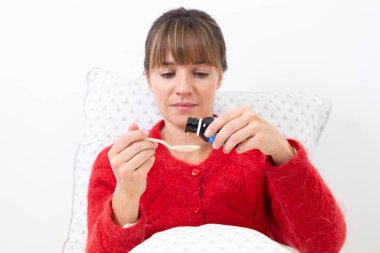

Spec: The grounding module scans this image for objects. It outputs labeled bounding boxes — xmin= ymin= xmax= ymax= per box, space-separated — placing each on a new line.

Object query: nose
xmin=174 ymin=71 xmax=194 ymax=96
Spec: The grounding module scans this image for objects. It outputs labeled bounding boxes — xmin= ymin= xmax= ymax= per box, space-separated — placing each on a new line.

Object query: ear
xmin=216 ymin=74 xmax=223 ymax=90
xmin=145 ymin=70 xmax=153 ymax=91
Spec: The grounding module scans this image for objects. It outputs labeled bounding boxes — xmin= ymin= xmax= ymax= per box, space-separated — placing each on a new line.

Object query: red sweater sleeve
xmin=265 ymin=139 xmax=346 ymax=253
xmin=86 ymin=146 xmax=147 ymax=253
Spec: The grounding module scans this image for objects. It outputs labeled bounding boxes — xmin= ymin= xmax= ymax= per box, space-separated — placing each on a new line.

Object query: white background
xmin=0 ymin=0 xmax=379 ymax=252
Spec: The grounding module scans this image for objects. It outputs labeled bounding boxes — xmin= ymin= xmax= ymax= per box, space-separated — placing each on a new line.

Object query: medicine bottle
xmin=184 ymin=117 xmax=217 ymax=143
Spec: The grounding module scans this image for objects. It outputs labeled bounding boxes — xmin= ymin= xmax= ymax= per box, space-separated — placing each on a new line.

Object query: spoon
xmin=146 ymin=137 xmax=200 ymax=152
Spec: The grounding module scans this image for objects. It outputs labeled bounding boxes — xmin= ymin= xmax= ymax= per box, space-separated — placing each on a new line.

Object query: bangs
xmin=149 ymin=17 xmax=222 ymax=71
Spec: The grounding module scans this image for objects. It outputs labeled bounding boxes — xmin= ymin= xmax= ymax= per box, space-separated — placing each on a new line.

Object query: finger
xmin=212 ymin=109 xmax=257 ymax=149
xmin=235 ymin=133 xmax=263 ymax=154
xmin=113 ymin=122 xmax=140 ymax=138
xmin=121 ymin=149 xmax=155 ymax=172
xmin=212 ymin=114 xmax=250 ymax=149
xmin=112 ymin=140 xmax=157 ymax=167
xmin=128 ymin=122 xmax=139 ymax=131
xmin=222 ymin=121 xmax=258 ymax=153
xmin=205 ymin=106 xmax=249 ymax=137
xmin=109 ymin=129 xmax=148 ymax=157
xmin=134 ymin=155 xmax=156 ymax=176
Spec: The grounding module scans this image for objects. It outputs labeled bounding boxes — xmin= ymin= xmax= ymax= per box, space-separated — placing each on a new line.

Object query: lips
xmin=171 ymin=103 xmax=197 ymax=106
xmin=170 ymin=102 xmax=198 ymax=112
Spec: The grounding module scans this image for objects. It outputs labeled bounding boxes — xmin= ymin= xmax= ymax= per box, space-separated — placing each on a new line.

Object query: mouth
xmin=170 ymin=103 xmax=198 ymax=112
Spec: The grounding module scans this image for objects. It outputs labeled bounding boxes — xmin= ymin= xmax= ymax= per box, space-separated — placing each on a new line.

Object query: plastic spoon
xmin=146 ymin=137 xmax=200 ymax=152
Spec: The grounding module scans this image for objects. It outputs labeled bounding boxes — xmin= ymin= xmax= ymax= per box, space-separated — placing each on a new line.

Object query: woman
xmin=86 ymin=7 xmax=346 ymax=253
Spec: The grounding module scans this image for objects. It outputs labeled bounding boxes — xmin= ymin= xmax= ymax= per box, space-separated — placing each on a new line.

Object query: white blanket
xmin=130 ymin=224 xmax=296 ymax=253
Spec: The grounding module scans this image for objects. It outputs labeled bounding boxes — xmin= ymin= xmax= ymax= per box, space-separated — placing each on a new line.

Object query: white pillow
xmin=130 ymin=224 xmax=296 ymax=253
xmin=62 ymin=67 xmax=331 ymax=253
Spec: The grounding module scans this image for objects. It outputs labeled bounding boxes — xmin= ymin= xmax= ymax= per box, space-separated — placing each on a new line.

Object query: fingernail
xmin=204 ymin=129 xmax=211 ymax=137
xmin=212 ymin=142 xmax=219 ymax=149
xmin=143 ymin=130 xmax=150 ymax=136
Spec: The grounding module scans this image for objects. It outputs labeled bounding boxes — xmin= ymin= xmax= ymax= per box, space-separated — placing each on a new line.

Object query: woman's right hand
xmin=108 ymin=122 xmax=157 ymax=226
xmin=108 ymin=122 xmax=158 ymax=200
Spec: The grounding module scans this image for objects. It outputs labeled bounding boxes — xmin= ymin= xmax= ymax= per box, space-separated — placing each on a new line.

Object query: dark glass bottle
xmin=185 ymin=116 xmax=217 ymax=143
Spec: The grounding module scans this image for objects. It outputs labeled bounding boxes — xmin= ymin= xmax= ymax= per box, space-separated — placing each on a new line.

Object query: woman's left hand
xmin=205 ymin=106 xmax=296 ymax=165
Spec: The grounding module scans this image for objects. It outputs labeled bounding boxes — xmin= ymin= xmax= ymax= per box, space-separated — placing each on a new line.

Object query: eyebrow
xmin=161 ymin=60 xmax=206 ymax=66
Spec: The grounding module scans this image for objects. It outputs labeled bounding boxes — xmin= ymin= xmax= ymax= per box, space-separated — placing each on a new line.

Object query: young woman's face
xmin=147 ymin=53 xmax=222 ymax=129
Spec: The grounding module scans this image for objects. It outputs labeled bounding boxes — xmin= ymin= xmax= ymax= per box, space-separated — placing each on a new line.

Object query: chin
xmin=161 ymin=114 xmax=185 ymax=129
xmin=162 ymin=108 xmax=214 ymax=129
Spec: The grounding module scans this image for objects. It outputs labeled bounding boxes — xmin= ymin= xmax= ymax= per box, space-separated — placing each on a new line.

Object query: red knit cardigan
xmin=86 ymin=120 xmax=346 ymax=253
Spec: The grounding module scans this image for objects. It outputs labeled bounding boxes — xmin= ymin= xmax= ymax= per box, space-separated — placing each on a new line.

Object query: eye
xmin=161 ymin=72 xmax=175 ymax=78
xmin=194 ymin=72 xmax=209 ymax=78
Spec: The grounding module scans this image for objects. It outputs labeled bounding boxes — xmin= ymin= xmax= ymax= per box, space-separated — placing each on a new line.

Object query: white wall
xmin=0 ymin=0 xmax=378 ymax=252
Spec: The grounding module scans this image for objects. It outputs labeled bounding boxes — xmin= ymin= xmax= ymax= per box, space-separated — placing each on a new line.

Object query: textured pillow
xmin=130 ymin=224 xmax=295 ymax=253
xmin=62 ymin=67 xmax=331 ymax=252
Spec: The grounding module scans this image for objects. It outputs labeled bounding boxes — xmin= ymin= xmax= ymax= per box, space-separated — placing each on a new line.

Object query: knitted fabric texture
xmin=86 ymin=120 xmax=346 ymax=253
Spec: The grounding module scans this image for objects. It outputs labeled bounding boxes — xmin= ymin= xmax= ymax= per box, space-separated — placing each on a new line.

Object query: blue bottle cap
xmin=208 ymin=134 xmax=216 ymax=143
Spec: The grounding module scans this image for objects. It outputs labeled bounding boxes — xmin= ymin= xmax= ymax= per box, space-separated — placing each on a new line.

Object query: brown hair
xmin=144 ymin=7 xmax=227 ymax=76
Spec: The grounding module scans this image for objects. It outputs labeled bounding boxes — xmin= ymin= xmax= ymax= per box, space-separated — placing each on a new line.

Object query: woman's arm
xmin=112 ymin=184 xmax=140 ymax=226
xmin=265 ymin=139 xmax=346 ymax=253
xmin=86 ymin=146 xmax=147 ymax=253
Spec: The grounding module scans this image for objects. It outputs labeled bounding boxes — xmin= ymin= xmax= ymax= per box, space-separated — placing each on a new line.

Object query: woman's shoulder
xmin=88 ymin=144 xmax=116 ymax=189
xmin=95 ymin=145 xmax=112 ymax=163
xmin=90 ymin=145 xmax=114 ymax=176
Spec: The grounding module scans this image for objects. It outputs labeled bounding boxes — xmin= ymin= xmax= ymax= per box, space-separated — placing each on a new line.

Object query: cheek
xmin=200 ymin=89 xmax=217 ymax=106
xmin=152 ymin=86 xmax=171 ymax=105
